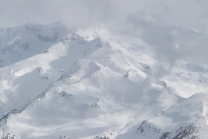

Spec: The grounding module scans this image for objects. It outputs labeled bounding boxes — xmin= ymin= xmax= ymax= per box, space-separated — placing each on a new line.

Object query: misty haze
xmin=0 ymin=0 xmax=208 ymax=139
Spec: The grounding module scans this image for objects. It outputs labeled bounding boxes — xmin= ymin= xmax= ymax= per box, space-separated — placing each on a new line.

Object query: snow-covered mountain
xmin=0 ymin=21 xmax=208 ymax=139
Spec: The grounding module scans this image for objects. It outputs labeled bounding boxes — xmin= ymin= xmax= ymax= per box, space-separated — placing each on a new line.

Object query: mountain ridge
xmin=0 ymin=22 xmax=208 ymax=139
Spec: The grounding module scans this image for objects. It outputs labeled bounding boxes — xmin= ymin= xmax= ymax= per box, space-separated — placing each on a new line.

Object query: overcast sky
xmin=0 ymin=0 xmax=208 ymax=33
xmin=0 ymin=0 xmax=208 ymax=76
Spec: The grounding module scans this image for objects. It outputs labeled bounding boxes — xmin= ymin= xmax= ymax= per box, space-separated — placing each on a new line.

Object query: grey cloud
xmin=0 ymin=0 xmax=117 ymax=28
xmin=1 ymin=0 xmax=208 ymax=32
xmin=1 ymin=0 xmax=208 ymax=66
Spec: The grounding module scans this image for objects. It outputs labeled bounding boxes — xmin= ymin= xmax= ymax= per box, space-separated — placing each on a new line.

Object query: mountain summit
xmin=0 ymin=22 xmax=208 ymax=139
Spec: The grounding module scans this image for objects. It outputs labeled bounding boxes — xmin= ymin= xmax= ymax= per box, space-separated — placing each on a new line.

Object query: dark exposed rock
xmin=124 ymin=71 xmax=129 ymax=78
xmin=159 ymin=132 xmax=171 ymax=139
xmin=159 ymin=81 xmax=167 ymax=87
xmin=141 ymin=63 xmax=151 ymax=74
xmin=95 ymin=136 xmax=110 ymax=139
xmin=91 ymin=103 xmax=100 ymax=109
xmin=137 ymin=120 xmax=201 ymax=139
xmin=173 ymin=125 xmax=200 ymax=139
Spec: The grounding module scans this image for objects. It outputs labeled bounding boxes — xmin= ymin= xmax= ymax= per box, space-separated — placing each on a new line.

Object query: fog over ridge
xmin=0 ymin=0 xmax=208 ymax=32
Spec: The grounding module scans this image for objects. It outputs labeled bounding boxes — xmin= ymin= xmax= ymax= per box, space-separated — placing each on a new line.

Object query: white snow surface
xmin=0 ymin=22 xmax=208 ymax=139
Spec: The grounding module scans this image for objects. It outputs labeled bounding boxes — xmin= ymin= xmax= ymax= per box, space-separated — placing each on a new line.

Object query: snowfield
xmin=0 ymin=22 xmax=208 ymax=139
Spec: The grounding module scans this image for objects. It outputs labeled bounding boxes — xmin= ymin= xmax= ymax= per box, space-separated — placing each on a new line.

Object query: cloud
xmin=1 ymin=0 xmax=208 ymax=32
xmin=0 ymin=0 xmax=117 ymax=28
xmin=0 ymin=0 xmax=208 ymax=66
xmin=109 ymin=0 xmax=208 ymax=66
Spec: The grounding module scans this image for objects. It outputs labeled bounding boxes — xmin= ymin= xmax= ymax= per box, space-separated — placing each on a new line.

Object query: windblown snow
xmin=0 ymin=21 xmax=208 ymax=139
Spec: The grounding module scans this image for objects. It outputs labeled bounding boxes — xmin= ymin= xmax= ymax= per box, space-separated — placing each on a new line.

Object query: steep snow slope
xmin=136 ymin=93 xmax=208 ymax=139
xmin=0 ymin=22 xmax=208 ymax=139
xmin=0 ymin=22 xmax=68 ymax=67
